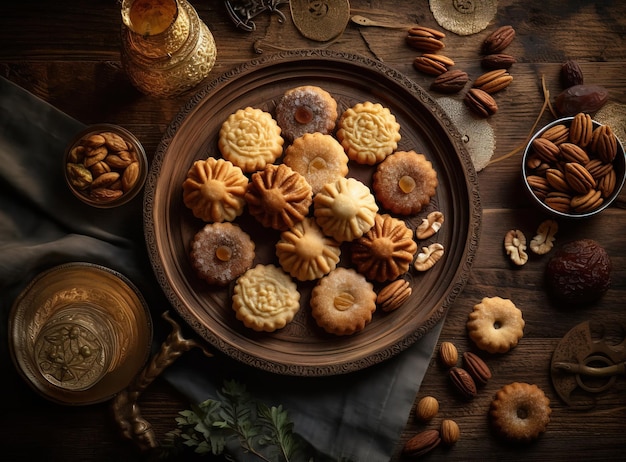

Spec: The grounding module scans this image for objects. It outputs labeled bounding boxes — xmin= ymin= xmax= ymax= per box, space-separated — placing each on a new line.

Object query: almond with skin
xmin=462 ymin=351 xmax=492 ymax=386
xmin=448 ymin=367 xmax=477 ymax=399
xmin=402 ymin=429 xmax=441 ymax=457
xmin=482 ymin=25 xmax=515 ymax=54
xmin=439 ymin=341 xmax=458 ymax=367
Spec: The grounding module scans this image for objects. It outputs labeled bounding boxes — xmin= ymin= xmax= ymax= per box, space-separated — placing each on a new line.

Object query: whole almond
xmin=430 ymin=69 xmax=469 ymax=94
xmin=448 ymin=367 xmax=477 ymax=399
xmin=481 ymin=53 xmax=516 ymax=69
xmin=402 ymin=429 xmax=441 ymax=457
xmin=462 ymin=351 xmax=492 ymax=386
xmin=482 ymin=25 xmax=515 ymax=54
xmin=122 ymin=161 xmax=140 ymax=192
xmin=464 ymin=88 xmax=498 ymax=118
xmin=440 ymin=419 xmax=460 ymax=446
xmin=415 ymin=396 xmax=439 ymax=422
xmin=91 ymin=171 xmax=120 ymax=189
xmin=102 ymin=131 xmax=129 ymax=152
xmin=439 ymin=341 xmax=458 ymax=367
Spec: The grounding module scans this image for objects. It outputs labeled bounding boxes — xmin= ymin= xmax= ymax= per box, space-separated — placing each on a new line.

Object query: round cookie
xmin=182 ymin=157 xmax=248 ymax=222
xmin=373 ymin=150 xmax=438 ymax=215
xmin=232 ymin=264 xmax=300 ymax=332
xmin=466 ymin=296 xmax=525 ymax=353
xmin=310 ymin=267 xmax=377 ymax=336
xmin=276 ymin=217 xmax=341 ymax=281
xmin=275 ymin=85 xmax=338 ymax=141
xmin=245 ymin=163 xmax=313 ymax=231
xmin=313 ymin=177 xmax=378 ymax=242
xmin=336 ymin=101 xmax=401 ymax=165
xmin=189 ymin=222 xmax=255 ymax=286
xmin=283 ymin=133 xmax=349 ymax=195
xmin=489 ymin=382 xmax=551 ymax=442
xmin=218 ymin=107 xmax=284 ymax=173
xmin=350 ymin=213 xmax=417 ymax=282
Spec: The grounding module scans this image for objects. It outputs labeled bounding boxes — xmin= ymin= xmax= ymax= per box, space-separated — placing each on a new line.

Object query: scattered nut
xmin=440 ymin=419 xmax=460 ymax=446
xmin=481 ymin=53 xmax=516 ymax=70
xmin=413 ymin=53 xmax=455 ymax=76
xmin=416 ymin=396 xmax=439 ymax=422
xmin=464 ymin=88 xmax=498 ymax=118
xmin=430 ymin=70 xmax=469 ymax=94
xmin=462 ymin=351 xmax=492 ymax=386
xmin=529 ymin=219 xmax=558 ymax=255
xmin=448 ymin=367 xmax=477 ymax=400
xmin=402 ymin=429 xmax=441 ymax=457
xmin=481 ymin=25 xmax=516 ymax=54
xmin=414 ymin=243 xmax=444 ymax=271
xmin=377 ymin=279 xmax=412 ymax=312
xmin=473 ymin=69 xmax=513 ymax=94
xmin=439 ymin=341 xmax=458 ymax=367
xmin=406 ymin=26 xmax=445 ymax=52
xmin=504 ymin=229 xmax=528 ymax=266
xmin=415 ymin=211 xmax=444 ymax=239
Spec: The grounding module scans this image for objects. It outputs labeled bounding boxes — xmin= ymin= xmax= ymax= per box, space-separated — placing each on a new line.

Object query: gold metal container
xmin=9 ymin=263 xmax=152 ymax=405
xmin=120 ymin=0 xmax=217 ymax=98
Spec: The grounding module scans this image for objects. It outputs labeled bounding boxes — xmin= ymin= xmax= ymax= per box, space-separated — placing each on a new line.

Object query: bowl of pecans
xmin=522 ymin=114 xmax=626 ymax=218
xmin=64 ymin=124 xmax=147 ymax=208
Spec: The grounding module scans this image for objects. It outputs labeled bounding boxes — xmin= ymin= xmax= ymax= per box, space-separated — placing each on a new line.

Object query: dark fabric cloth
xmin=0 ymin=76 xmax=442 ymax=462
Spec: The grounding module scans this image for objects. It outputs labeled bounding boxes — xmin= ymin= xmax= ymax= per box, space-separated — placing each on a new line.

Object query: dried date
xmin=560 ymin=60 xmax=584 ymax=88
xmin=555 ymin=84 xmax=608 ymax=117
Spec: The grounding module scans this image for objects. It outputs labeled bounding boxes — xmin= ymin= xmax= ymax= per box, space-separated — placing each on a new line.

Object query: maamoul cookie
xmin=218 ymin=107 xmax=284 ymax=173
xmin=351 ymin=214 xmax=417 ymax=282
xmin=313 ymin=177 xmax=378 ymax=242
xmin=283 ymin=133 xmax=349 ymax=195
xmin=276 ymin=217 xmax=341 ymax=281
xmin=373 ymin=150 xmax=439 ymax=215
xmin=189 ymin=222 xmax=255 ymax=286
xmin=310 ymin=267 xmax=377 ymax=336
xmin=275 ymin=85 xmax=338 ymax=141
xmin=336 ymin=101 xmax=401 ymax=165
xmin=466 ymin=296 xmax=525 ymax=353
xmin=232 ymin=264 xmax=300 ymax=332
xmin=245 ymin=163 xmax=313 ymax=231
xmin=182 ymin=157 xmax=248 ymax=222
xmin=489 ymin=382 xmax=551 ymax=442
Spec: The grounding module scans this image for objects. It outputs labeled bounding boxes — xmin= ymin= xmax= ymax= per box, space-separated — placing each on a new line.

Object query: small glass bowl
xmin=64 ymin=124 xmax=147 ymax=208
xmin=522 ymin=116 xmax=626 ymax=219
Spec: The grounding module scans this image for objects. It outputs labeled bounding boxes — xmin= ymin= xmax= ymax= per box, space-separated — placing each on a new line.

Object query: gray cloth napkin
xmin=0 ymin=76 xmax=442 ymax=462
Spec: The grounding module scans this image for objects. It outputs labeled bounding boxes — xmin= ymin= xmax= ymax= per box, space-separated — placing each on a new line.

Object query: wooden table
xmin=1 ymin=1 xmax=625 ymax=460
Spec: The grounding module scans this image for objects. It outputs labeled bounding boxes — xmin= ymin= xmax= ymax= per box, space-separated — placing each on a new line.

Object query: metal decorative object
xmin=551 ymin=320 xmax=626 ymax=410
xmin=120 ymin=0 xmax=217 ymax=98
xmin=224 ymin=0 xmax=289 ymax=31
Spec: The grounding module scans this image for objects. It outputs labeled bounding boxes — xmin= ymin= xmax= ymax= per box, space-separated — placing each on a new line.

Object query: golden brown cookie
xmin=182 ymin=157 xmax=248 ymax=222
xmin=283 ymin=133 xmax=349 ymax=195
xmin=189 ymin=222 xmax=255 ymax=286
xmin=218 ymin=107 xmax=284 ymax=173
xmin=310 ymin=267 xmax=377 ymax=336
xmin=275 ymin=85 xmax=338 ymax=141
xmin=489 ymin=382 xmax=551 ymax=442
xmin=466 ymin=296 xmax=525 ymax=353
xmin=245 ymin=163 xmax=313 ymax=231
xmin=336 ymin=101 xmax=401 ymax=165
xmin=372 ymin=150 xmax=438 ymax=215
xmin=232 ymin=264 xmax=300 ymax=332
xmin=313 ymin=177 xmax=378 ymax=242
xmin=276 ymin=217 xmax=341 ymax=281
xmin=350 ymin=214 xmax=417 ymax=282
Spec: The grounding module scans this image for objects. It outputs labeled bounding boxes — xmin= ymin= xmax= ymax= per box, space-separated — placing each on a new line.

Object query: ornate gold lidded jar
xmin=120 ymin=0 xmax=217 ymax=98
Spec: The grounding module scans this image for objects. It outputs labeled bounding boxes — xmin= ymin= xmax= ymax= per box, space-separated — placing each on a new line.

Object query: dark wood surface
xmin=1 ymin=1 xmax=625 ymax=461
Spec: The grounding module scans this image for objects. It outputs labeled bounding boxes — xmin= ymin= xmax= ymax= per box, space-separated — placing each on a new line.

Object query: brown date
xmin=555 ymin=84 xmax=608 ymax=117
xmin=545 ymin=239 xmax=611 ymax=304
xmin=560 ymin=60 xmax=584 ymax=88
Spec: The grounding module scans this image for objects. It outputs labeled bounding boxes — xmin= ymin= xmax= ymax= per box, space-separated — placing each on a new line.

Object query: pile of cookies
xmin=181 ymin=85 xmax=444 ymax=335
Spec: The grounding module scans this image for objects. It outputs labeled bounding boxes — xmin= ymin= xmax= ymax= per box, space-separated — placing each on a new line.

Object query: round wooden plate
xmin=144 ymin=50 xmax=481 ymax=376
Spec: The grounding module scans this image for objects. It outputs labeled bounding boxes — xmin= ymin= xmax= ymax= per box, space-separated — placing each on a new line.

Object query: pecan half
xmin=448 ymin=367 xmax=477 ymax=400
xmin=403 ymin=429 xmax=441 ymax=457
xmin=564 ymin=162 xmax=595 ymax=193
xmin=597 ymin=169 xmax=617 ymax=198
xmin=569 ymin=112 xmax=593 ymax=147
xmin=560 ymin=142 xmax=590 ymax=164
xmin=413 ymin=53 xmax=455 ymax=76
xmin=481 ymin=25 xmax=515 ymax=54
xmin=571 ymin=189 xmax=603 ymax=212
xmin=473 ymin=69 xmax=513 ymax=94
xmin=376 ymin=279 xmax=411 ymax=312
xmin=531 ymin=137 xmax=560 ymax=163
xmin=590 ymin=124 xmax=618 ymax=163
xmin=481 ymin=53 xmax=516 ymax=69
xmin=462 ymin=352 xmax=492 ymax=386
xmin=430 ymin=69 xmax=469 ymax=94
xmin=464 ymin=88 xmax=498 ymax=118
xmin=541 ymin=124 xmax=570 ymax=145
xmin=544 ymin=191 xmax=572 ymax=213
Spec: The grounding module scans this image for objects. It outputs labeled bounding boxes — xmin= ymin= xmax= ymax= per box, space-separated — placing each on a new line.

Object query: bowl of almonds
xmin=522 ymin=113 xmax=625 ymax=218
xmin=64 ymin=124 xmax=147 ymax=208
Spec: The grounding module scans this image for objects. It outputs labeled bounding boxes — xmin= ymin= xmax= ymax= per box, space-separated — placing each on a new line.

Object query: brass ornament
xmin=290 ymin=0 xmax=351 ymax=42
xmin=429 ymin=0 xmax=498 ymax=36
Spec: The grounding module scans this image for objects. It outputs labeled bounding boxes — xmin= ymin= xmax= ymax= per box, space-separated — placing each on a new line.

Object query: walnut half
xmin=530 ymin=219 xmax=558 ymax=255
xmin=414 ymin=243 xmax=445 ymax=271
xmin=416 ymin=211 xmax=445 ymax=240
xmin=504 ymin=229 xmax=528 ymax=265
